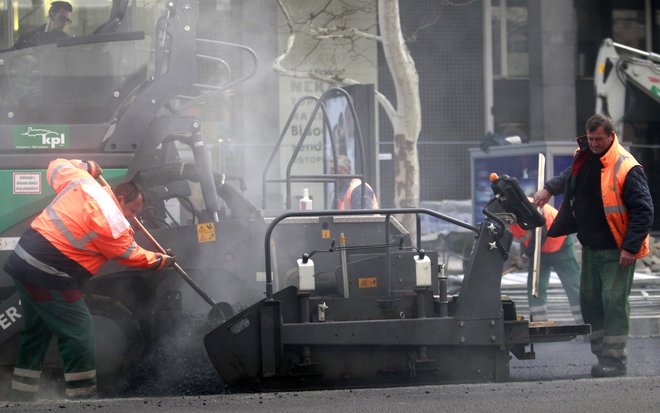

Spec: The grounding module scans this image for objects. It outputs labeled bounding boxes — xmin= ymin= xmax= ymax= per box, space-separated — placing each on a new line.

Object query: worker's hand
xmin=532 ymin=188 xmax=551 ymax=207
xmin=86 ymin=160 xmax=104 ymax=179
xmin=161 ymin=254 xmax=176 ymax=269
xmin=619 ymin=249 xmax=636 ymax=267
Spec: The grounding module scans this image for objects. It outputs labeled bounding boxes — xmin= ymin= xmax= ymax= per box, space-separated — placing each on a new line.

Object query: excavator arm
xmin=594 ymin=38 xmax=660 ymax=138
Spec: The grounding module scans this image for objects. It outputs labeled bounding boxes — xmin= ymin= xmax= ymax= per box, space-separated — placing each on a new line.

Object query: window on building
xmin=612 ymin=6 xmax=648 ymax=49
xmin=491 ymin=0 xmax=529 ymax=78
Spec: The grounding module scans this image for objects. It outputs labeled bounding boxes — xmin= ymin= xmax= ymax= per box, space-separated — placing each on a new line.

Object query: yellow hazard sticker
xmin=197 ymin=222 xmax=216 ymax=243
xmin=358 ymin=277 xmax=377 ymax=288
xmin=322 ymin=229 xmax=330 ymax=239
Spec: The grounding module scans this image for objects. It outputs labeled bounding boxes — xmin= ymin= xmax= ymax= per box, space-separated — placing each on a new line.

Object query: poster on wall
xmin=323 ymin=92 xmax=356 ymax=208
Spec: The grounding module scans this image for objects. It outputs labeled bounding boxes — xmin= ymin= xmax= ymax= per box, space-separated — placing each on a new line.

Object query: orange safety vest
xmin=599 ymin=135 xmax=650 ymax=258
xmin=338 ymin=178 xmax=379 ymax=210
xmin=31 ymin=159 xmax=165 ymax=275
xmin=510 ymin=204 xmax=565 ymax=254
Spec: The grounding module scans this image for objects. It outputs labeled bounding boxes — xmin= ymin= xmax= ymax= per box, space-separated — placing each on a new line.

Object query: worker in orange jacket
xmin=510 ymin=202 xmax=582 ymax=323
xmin=533 ymin=114 xmax=653 ymax=378
xmin=4 ymin=159 xmax=175 ymax=400
xmin=332 ymin=155 xmax=379 ymax=210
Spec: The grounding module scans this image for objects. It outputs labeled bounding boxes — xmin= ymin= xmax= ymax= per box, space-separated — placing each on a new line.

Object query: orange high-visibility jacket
xmin=510 ymin=204 xmax=565 ymax=254
xmin=338 ymin=179 xmax=379 ymax=210
xmin=599 ymin=136 xmax=650 ymax=258
xmin=31 ymin=159 xmax=165 ymax=275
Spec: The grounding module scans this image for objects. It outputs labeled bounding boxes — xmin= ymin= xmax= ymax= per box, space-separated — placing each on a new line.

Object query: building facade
xmin=1 ymin=0 xmax=658 ymax=228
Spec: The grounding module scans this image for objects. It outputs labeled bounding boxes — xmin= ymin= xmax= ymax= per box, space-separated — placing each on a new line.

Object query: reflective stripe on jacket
xmin=30 ymin=159 xmax=164 ymax=275
xmin=599 ymin=137 xmax=650 ymax=258
xmin=510 ymin=204 xmax=565 ymax=254
xmin=338 ymin=179 xmax=379 ymax=210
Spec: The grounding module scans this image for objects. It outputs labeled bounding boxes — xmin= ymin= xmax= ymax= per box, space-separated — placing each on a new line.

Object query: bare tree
xmin=274 ymin=0 xmax=421 ymax=215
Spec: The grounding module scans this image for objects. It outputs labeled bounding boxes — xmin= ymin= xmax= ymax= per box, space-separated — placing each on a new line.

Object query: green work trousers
xmin=580 ymin=247 xmax=635 ymax=364
xmin=12 ymin=280 xmax=97 ymax=399
xmin=527 ymin=237 xmax=582 ymax=322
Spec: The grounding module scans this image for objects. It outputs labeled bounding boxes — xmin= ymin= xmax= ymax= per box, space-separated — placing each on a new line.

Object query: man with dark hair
xmin=112 ymin=181 xmax=148 ymax=220
xmin=533 ymin=114 xmax=653 ymax=378
xmin=4 ymin=159 xmax=174 ymax=400
xmin=12 ymin=1 xmax=74 ymax=50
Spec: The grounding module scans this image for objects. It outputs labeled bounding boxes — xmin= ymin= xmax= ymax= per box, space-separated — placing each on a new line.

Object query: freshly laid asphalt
xmin=1 ymin=337 xmax=659 ymax=412
xmin=2 ymin=272 xmax=658 ymax=412
xmin=2 ymin=376 xmax=660 ymax=412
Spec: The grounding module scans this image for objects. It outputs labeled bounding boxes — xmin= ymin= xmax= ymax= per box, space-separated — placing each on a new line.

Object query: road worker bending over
xmin=4 ymin=159 xmax=175 ymax=400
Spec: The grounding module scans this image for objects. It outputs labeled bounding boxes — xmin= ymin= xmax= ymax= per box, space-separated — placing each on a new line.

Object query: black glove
xmin=161 ymin=253 xmax=176 ymax=269
xmin=86 ymin=160 xmax=104 ymax=179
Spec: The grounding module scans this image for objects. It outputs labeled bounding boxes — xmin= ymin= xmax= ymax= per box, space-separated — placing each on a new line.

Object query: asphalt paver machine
xmin=205 ymin=92 xmax=591 ymax=389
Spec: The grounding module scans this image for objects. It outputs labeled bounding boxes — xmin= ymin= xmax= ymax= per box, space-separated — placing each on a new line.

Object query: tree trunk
xmin=274 ymin=0 xmax=423 ymax=231
xmin=379 ymin=0 xmax=421 ymax=233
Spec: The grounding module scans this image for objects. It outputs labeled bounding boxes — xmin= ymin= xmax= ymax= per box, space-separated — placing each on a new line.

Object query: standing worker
xmin=509 ymin=202 xmax=582 ymax=323
xmin=12 ymin=1 xmax=74 ymax=50
xmin=533 ymin=114 xmax=653 ymax=378
xmin=4 ymin=159 xmax=175 ymax=400
xmin=332 ymin=155 xmax=379 ymax=210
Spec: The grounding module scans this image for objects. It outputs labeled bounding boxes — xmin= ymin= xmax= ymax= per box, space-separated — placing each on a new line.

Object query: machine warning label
xmin=358 ymin=277 xmax=378 ymax=288
xmin=0 ymin=238 xmax=20 ymax=251
xmin=13 ymin=172 xmax=41 ymax=194
xmin=13 ymin=125 xmax=70 ymax=149
xmin=197 ymin=222 xmax=216 ymax=243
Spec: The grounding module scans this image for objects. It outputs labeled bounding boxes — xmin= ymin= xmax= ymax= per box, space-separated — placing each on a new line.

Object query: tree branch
xmin=311 ymin=24 xmax=382 ymax=42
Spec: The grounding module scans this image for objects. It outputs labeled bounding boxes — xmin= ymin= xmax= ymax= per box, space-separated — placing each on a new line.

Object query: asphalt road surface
xmin=1 ymin=337 xmax=659 ymax=412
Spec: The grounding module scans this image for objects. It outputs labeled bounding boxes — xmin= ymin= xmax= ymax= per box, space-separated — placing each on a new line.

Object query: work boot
xmin=67 ymin=389 xmax=98 ymax=400
xmin=591 ymin=357 xmax=627 ymax=378
xmin=69 ymin=392 xmax=98 ymax=400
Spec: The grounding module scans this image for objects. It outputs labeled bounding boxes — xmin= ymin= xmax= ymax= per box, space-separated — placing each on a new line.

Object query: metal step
xmin=501 ymin=272 xmax=660 ymax=337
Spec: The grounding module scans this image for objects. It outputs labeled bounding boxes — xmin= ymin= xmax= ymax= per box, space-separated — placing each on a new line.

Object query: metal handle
xmin=531 ymin=154 xmax=545 ymax=298
xmin=97 ymin=175 xmax=219 ymax=308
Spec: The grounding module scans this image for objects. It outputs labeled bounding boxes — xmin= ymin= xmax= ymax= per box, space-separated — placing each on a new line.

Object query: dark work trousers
xmin=527 ymin=237 xmax=582 ymax=323
xmin=12 ymin=280 xmax=97 ymax=399
xmin=581 ymin=247 xmax=635 ymax=365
